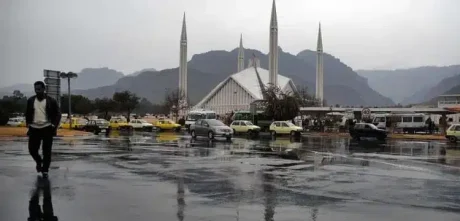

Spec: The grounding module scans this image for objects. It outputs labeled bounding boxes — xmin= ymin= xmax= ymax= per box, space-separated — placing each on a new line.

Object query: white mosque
xmin=179 ymin=0 xmax=324 ymax=115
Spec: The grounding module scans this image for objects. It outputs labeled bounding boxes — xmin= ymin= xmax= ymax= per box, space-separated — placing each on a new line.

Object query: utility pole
xmin=59 ymin=72 xmax=78 ymax=129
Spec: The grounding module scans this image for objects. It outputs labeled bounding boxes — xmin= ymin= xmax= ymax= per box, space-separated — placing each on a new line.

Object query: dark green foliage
xmin=113 ymin=91 xmax=140 ymax=122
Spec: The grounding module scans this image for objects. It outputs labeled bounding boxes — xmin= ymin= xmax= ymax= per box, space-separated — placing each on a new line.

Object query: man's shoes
xmin=42 ymin=172 xmax=48 ymax=178
xmin=36 ymin=164 xmax=42 ymax=173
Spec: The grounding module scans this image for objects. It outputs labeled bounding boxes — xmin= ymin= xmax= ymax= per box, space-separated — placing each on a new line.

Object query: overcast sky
xmin=1 ymin=0 xmax=459 ymax=87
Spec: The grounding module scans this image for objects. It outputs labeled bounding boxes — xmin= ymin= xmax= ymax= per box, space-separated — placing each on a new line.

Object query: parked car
xmin=269 ymin=121 xmax=303 ymax=137
xmin=190 ymin=119 xmax=233 ymax=141
xmin=109 ymin=117 xmax=133 ymax=131
xmin=154 ymin=120 xmax=181 ymax=131
xmin=230 ymin=120 xmax=261 ymax=136
xmin=350 ymin=123 xmax=387 ymax=141
xmin=7 ymin=117 xmax=24 ymax=127
xmin=82 ymin=119 xmax=111 ymax=134
xmin=60 ymin=118 xmax=87 ymax=130
xmin=129 ymin=119 xmax=154 ymax=132
xmin=446 ymin=124 xmax=460 ymax=143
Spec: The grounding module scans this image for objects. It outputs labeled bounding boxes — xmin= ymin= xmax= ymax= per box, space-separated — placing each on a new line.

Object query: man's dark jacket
xmin=25 ymin=95 xmax=61 ymax=129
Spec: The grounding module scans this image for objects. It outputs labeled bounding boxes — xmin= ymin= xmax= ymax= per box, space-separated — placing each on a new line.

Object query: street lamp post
xmin=233 ymin=91 xmax=237 ymax=111
xmin=59 ymin=72 xmax=78 ymax=129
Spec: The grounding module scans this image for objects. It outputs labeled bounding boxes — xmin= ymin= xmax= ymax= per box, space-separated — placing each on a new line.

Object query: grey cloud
xmin=1 ymin=0 xmax=459 ymax=87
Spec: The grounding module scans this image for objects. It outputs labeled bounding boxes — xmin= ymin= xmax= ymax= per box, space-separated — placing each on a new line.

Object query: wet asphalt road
xmin=1 ymin=132 xmax=460 ymax=221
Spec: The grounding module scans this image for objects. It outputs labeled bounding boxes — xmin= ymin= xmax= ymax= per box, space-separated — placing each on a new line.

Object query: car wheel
xmin=226 ymin=136 xmax=232 ymax=142
xmin=290 ymin=131 xmax=296 ymax=137
xmin=208 ymin=131 xmax=214 ymax=140
xmin=191 ymin=130 xmax=197 ymax=139
xmin=377 ymin=136 xmax=385 ymax=141
xmin=247 ymin=129 xmax=252 ymax=137
xmin=270 ymin=130 xmax=276 ymax=137
xmin=233 ymin=129 xmax=236 ymax=134
xmin=449 ymin=136 xmax=457 ymax=143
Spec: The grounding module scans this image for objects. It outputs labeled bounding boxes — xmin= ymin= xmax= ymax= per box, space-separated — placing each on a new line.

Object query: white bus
xmin=185 ymin=109 xmax=217 ymax=129
xmin=372 ymin=113 xmax=426 ymax=133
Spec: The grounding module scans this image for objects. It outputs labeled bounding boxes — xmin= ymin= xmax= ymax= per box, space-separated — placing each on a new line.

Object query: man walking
xmin=25 ymin=81 xmax=61 ymax=178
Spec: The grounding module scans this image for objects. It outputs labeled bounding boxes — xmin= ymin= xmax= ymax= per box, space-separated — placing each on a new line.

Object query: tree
xmin=94 ymin=98 xmax=116 ymax=120
xmin=262 ymin=85 xmax=300 ymax=121
xmin=113 ymin=91 xmax=140 ymax=122
xmin=13 ymin=90 xmax=24 ymax=99
xmin=74 ymin=96 xmax=94 ymax=115
xmin=61 ymin=95 xmax=94 ymax=115
xmin=295 ymin=86 xmax=323 ymax=107
xmin=260 ymin=85 xmax=318 ymax=121
xmin=0 ymin=91 xmax=27 ymax=125
xmin=163 ymin=89 xmax=189 ymax=118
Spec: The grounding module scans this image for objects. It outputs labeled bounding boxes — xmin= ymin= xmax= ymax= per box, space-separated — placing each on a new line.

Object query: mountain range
xmin=73 ymin=47 xmax=394 ymax=106
xmin=357 ymin=65 xmax=460 ymax=104
xmin=0 ymin=67 xmax=125 ymax=97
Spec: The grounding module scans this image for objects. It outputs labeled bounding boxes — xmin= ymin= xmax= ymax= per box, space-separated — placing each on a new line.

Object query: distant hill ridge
xmin=0 ymin=67 xmax=125 ymax=97
xmin=74 ymin=47 xmax=394 ymax=106
xmin=357 ymin=65 xmax=460 ymax=104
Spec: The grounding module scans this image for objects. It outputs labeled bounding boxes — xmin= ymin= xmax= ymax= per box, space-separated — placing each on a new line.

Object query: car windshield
xmin=207 ymin=119 xmax=225 ymax=126
xmin=187 ymin=113 xmax=205 ymax=121
xmin=139 ymin=120 xmax=147 ymax=123
xmin=187 ymin=112 xmax=216 ymax=121
xmin=368 ymin=124 xmax=378 ymax=129
xmin=96 ymin=120 xmax=107 ymax=124
xmin=245 ymin=121 xmax=253 ymax=126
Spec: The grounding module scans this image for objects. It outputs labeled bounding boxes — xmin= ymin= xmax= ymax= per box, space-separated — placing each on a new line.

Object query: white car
xmin=7 ymin=117 xmax=24 ymax=127
xmin=129 ymin=119 xmax=154 ymax=132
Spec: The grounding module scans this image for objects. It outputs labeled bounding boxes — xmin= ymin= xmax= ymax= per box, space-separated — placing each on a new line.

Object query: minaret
xmin=179 ymin=12 xmax=188 ymax=101
xmin=237 ymin=34 xmax=245 ymax=72
xmin=268 ymin=0 xmax=278 ymax=87
xmin=315 ymin=23 xmax=324 ymax=107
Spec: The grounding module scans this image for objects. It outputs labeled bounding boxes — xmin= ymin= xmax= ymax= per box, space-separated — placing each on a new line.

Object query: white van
xmin=372 ymin=113 xmax=426 ymax=133
xmin=185 ymin=109 xmax=217 ymax=129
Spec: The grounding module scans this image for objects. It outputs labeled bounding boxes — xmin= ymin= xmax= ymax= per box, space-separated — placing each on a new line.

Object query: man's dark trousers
xmin=28 ymin=126 xmax=54 ymax=172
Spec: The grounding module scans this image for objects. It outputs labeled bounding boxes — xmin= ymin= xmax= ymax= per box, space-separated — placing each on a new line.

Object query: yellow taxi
xmin=60 ymin=118 xmax=88 ymax=130
xmin=109 ymin=117 xmax=133 ymax=131
xmin=19 ymin=121 xmax=27 ymax=127
xmin=269 ymin=121 xmax=303 ymax=137
xmin=154 ymin=120 xmax=181 ymax=131
xmin=230 ymin=120 xmax=261 ymax=135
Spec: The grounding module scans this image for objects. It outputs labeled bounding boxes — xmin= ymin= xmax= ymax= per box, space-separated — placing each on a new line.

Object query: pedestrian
xmin=178 ymin=116 xmax=185 ymax=126
xmin=25 ymin=81 xmax=61 ymax=178
xmin=425 ymin=117 xmax=433 ymax=134
xmin=440 ymin=114 xmax=447 ymax=136
xmin=386 ymin=117 xmax=392 ymax=133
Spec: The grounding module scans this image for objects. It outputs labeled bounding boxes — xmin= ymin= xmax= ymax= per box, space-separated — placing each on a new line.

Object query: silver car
xmin=190 ymin=119 xmax=233 ymax=141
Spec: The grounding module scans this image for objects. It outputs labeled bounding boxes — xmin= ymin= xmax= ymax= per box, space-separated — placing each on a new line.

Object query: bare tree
xmin=163 ymin=89 xmax=189 ymax=119
xmin=295 ymin=86 xmax=323 ymax=107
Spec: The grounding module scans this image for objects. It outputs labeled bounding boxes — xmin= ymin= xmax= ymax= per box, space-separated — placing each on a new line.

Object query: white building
xmin=437 ymin=94 xmax=460 ymax=108
xmin=193 ymin=0 xmax=299 ymax=115
xmin=193 ymin=65 xmax=297 ymax=114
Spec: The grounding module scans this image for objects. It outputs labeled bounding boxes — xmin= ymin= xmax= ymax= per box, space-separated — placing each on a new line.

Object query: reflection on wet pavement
xmin=0 ymin=132 xmax=460 ymax=220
